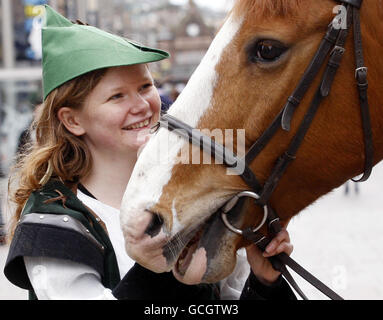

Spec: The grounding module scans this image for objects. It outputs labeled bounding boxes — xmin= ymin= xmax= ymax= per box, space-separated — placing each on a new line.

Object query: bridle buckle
xmin=355 ymin=66 xmax=368 ymax=79
xmin=330 ymin=45 xmax=346 ymax=56
xmin=221 ymin=191 xmax=268 ymax=235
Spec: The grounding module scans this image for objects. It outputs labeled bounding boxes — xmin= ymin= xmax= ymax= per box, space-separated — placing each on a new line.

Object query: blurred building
xmin=0 ymin=0 xmax=229 ymax=174
xmin=157 ymin=0 xmax=216 ymax=84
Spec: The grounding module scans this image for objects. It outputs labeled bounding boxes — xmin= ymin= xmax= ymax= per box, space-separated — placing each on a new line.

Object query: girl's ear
xmin=57 ymin=107 xmax=86 ymax=136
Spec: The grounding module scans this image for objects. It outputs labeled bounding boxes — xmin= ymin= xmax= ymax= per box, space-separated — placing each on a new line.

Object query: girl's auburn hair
xmin=7 ymin=68 xmax=107 ymax=239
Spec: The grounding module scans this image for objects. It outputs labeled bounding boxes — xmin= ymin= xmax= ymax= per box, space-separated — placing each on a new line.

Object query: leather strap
xmin=245 ymin=24 xmax=341 ymax=165
xmin=242 ymin=228 xmax=309 ymax=300
xmin=281 ymin=25 xmax=340 ymax=132
xmin=159 ymin=113 xmax=263 ymax=193
xmin=320 ymin=7 xmax=352 ymax=97
xmin=255 ymin=5 xmax=366 ymax=207
xmin=339 ymin=0 xmax=362 ymax=8
xmin=351 ymin=6 xmax=373 ymax=182
xmin=245 ymin=109 xmax=284 ymax=164
xmin=242 ymin=227 xmax=343 ymax=300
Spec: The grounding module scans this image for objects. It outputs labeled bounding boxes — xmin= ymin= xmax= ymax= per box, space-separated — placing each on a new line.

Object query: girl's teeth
xmin=126 ymin=119 xmax=150 ymax=130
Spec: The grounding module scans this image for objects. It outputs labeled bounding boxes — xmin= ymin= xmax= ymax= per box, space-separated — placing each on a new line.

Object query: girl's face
xmin=70 ymin=65 xmax=161 ymax=156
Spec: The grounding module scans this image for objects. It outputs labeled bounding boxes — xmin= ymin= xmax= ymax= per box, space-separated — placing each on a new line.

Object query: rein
xmin=155 ymin=0 xmax=371 ymax=300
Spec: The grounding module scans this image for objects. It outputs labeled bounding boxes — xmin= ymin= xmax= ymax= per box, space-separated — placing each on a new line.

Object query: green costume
xmin=4 ymin=180 xmax=120 ymax=299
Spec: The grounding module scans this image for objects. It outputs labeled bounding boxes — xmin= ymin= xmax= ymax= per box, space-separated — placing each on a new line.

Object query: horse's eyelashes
xmin=247 ymin=39 xmax=289 ymax=64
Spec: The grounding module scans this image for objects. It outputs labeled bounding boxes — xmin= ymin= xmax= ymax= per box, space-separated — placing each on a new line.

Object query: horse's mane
xmin=232 ymin=0 xmax=304 ymax=19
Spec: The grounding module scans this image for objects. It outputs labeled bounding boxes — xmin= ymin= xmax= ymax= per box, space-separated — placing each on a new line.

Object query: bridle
xmin=154 ymin=0 xmax=372 ymax=300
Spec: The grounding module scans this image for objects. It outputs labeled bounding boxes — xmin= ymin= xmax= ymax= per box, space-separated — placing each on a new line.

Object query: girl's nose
xmin=128 ymin=94 xmax=150 ymax=114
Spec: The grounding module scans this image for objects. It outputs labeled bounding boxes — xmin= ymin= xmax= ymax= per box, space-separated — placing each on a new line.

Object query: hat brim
xmin=42 ymin=6 xmax=170 ymax=100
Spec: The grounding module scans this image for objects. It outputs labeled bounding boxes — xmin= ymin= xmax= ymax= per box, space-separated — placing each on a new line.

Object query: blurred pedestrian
xmin=16 ymin=103 xmax=43 ymax=156
xmin=344 ymin=180 xmax=360 ymax=196
xmin=0 ymin=108 xmax=5 ymax=179
xmin=0 ymin=203 xmax=5 ymax=246
xmin=0 ymin=105 xmax=5 ymax=244
xmin=0 ymin=176 xmax=5 ymax=245
xmin=158 ymin=84 xmax=173 ymax=112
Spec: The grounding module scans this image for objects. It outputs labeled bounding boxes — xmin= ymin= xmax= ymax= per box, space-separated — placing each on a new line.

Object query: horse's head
xmin=120 ymin=0 xmax=383 ymax=285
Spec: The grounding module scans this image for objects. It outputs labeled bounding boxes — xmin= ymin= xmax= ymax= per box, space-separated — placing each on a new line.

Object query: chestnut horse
xmin=120 ymin=0 xmax=383 ymax=288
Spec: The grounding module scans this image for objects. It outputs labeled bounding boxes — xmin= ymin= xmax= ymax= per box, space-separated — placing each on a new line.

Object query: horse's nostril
xmin=144 ymin=211 xmax=164 ymax=238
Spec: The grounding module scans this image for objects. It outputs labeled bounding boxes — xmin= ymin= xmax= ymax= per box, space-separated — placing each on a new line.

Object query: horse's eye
xmin=249 ymin=40 xmax=288 ymax=63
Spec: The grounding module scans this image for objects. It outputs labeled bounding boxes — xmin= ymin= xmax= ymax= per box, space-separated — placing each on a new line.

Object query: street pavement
xmin=0 ymin=245 xmax=27 ymax=300
xmin=0 ymin=177 xmax=27 ymax=300
xmin=1 ymin=161 xmax=383 ymax=300
xmin=288 ymin=169 xmax=383 ymax=300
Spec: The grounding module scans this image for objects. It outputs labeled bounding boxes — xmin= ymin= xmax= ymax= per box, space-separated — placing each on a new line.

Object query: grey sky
xmin=169 ymin=0 xmax=235 ymax=12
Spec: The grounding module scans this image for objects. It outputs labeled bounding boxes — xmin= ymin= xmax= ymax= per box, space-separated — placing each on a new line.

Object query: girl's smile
xmin=123 ymin=116 xmax=152 ymax=131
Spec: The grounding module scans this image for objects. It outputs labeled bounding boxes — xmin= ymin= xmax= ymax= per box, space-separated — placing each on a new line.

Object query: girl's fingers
xmin=263 ymin=242 xmax=293 ymax=258
xmin=263 ymin=229 xmax=293 ymax=257
xmin=273 ymin=229 xmax=290 ymax=244
xmin=264 ymin=230 xmax=288 ymax=252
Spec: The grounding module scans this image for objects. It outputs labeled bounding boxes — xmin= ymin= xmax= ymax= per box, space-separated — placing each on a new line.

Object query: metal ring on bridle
xmin=221 ymin=191 xmax=268 ymax=235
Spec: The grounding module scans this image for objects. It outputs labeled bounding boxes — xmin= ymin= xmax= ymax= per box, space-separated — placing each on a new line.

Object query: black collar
xmin=78 ymin=184 xmax=97 ymax=200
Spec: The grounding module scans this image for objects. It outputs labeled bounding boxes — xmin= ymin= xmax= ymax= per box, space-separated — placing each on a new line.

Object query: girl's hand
xmin=246 ymin=229 xmax=293 ymax=285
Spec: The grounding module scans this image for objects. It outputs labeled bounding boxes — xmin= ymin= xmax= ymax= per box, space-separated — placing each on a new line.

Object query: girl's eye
xmin=141 ymin=83 xmax=153 ymax=91
xmin=109 ymin=93 xmax=124 ymax=101
xmin=248 ymin=39 xmax=289 ymax=63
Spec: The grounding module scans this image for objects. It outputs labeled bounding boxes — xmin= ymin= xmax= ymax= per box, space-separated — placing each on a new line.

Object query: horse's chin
xmin=171 ymin=244 xmax=237 ymax=285
xmin=168 ymin=211 xmax=240 ymax=284
xmin=172 ymin=246 xmax=208 ymax=285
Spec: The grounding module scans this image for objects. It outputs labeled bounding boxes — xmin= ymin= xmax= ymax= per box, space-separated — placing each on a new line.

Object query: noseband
xmin=154 ymin=0 xmax=371 ymax=300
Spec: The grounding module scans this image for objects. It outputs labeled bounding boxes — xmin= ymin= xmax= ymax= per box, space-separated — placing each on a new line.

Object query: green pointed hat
xmin=42 ymin=5 xmax=170 ymax=100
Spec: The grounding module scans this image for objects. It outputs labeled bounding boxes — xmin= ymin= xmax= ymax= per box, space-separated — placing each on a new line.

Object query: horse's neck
xmin=362 ymin=3 xmax=383 ymax=161
xmin=363 ymin=2 xmax=383 ymax=83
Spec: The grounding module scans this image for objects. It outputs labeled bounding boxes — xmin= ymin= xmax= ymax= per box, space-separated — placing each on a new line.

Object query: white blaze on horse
xmin=120 ymin=0 xmax=383 ymax=286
